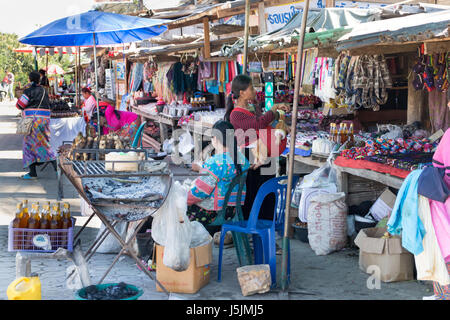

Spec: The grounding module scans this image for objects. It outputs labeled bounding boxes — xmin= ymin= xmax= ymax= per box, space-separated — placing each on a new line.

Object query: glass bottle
xmin=12 ymin=203 xmax=22 ymax=250
xmin=40 ymin=205 xmax=51 ymax=230
xmin=19 ymin=200 xmax=30 ymax=229
xmin=349 ymin=123 xmax=355 ymax=143
xmin=61 ymin=203 xmax=72 ymax=229
xmin=27 ymin=204 xmax=41 ymax=229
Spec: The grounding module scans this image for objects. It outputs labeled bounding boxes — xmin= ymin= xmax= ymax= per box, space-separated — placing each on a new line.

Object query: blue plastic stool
xmin=217 ymin=175 xmax=300 ymax=287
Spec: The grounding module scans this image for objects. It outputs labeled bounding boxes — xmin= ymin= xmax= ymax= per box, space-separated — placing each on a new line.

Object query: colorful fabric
xmin=432 ymin=128 xmax=450 ymax=187
xmin=117 ymin=120 xmax=139 ymax=141
xmin=186 ymin=205 xmax=236 ymax=226
xmin=22 ymin=114 xmax=56 ymax=169
xmin=341 ymin=137 xmax=436 ymax=162
xmin=433 ymin=263 xmax=450 ymax=300
xmin=430 ymin=198 xmax=450 ymax=263
xmin=415 ymin=196 xmax=450 ymax=286
xmin=103 ymin=105 xmax=138 ymax=135
xmin=334 ymin=156 xmax=410 ymax=179
xmin=387 ymin=169 xmax=426 ymax=256
xmin=187 ymin=151 xmax=250 ymax=211
xmin=17 ymin=94 xmax=30 ymax=109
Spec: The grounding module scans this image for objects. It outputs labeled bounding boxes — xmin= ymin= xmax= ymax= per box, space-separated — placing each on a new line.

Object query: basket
xmin=8 ymin=218 xmax=76 ymax=253
xmin=75 ymin=283 xmax=143 ymax=300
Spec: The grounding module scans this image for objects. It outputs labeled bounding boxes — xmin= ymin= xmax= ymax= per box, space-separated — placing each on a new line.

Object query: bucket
xmin=75 ymin=283 xmax=143 ymax=300
xmin=7 ymin=275 xmax=42 ymax=300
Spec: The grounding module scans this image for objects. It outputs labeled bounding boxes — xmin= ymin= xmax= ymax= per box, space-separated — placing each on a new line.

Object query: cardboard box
xmin=367 ymin=188 xmax=397 ymax=221
xmin=354 ymin=227 xmax=414 ymax=283
xmin=155 ymin=240 xmax=212 ymax=294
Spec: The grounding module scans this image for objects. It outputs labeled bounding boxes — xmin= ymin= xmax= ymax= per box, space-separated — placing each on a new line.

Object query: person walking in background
xmin=7 ymin=70 xmax=15 ymax=101
xmin=16 ymin=71 xmax=56 ymax=180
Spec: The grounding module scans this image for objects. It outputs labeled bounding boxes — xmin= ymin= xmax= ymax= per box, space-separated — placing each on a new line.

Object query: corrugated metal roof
xmin=221 ymin=8 xmax=381 ymax=56
xmin=337 ymin=9 xmax=450 ymax=50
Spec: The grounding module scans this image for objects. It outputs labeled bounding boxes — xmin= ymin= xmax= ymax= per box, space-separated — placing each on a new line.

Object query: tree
xmin=0 ymin=33 xmax=35 ymax=87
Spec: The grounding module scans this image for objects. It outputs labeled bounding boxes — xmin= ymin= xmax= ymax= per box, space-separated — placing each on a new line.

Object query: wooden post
xmin=203 ymin=18 xmax=211 ymax=58
xmin=243 ymin=0 xmax=251 ymax=74
xmin=257 ymin=2 xmax=267 ymax=35
xmin=281 ymin=0 xmax=310 ymax=292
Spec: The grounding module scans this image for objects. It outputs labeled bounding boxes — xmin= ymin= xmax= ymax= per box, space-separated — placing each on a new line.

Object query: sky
xmin=0 ymin=0 xmax=180 ymax=37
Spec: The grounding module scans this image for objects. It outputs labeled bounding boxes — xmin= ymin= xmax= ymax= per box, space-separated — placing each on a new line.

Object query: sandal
xmin=21 ymin=173 xmax=37 ymax=180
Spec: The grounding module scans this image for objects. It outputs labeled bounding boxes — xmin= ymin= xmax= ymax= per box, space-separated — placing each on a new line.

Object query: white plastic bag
xmin=190 ymin=221 xmax=212 ymax=248
xmin=96 ymin=221 xmax=128 ymax=254
xmin=299 ymin=160 xmax=337 ymax=190
xmin=307 ymin=192 xmax=348 ymax=255
xmin=152 ymin=181 xmax=192 ymax=272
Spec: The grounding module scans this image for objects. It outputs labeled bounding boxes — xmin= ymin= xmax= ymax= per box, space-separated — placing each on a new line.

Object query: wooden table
xmin=132 ymin=106 xmax=181 ymax=144
xmin=287 ymin=153 xmax=404 ymax=206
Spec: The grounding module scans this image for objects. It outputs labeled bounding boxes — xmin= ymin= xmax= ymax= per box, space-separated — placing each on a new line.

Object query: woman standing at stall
xmin=225 ymin=74 xmax=289 ymax=223
xmin=91 ymin=102 xmax=140 ymax=141
xmin=81 ymin=87 xmax=96 ymax=120
xmin=16 ymin=71 xmax=56 ymax=180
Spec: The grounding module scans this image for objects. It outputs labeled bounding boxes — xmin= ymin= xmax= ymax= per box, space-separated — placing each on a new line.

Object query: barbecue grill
xmin=59 ymin=148 xmax=174 ymax=294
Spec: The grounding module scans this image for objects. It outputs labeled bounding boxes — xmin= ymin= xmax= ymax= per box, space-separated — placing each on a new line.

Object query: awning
xmin=336 ymin=9 xmax=450 ymax=51
xmin=221 ymin=7 xmax=382 ymax=56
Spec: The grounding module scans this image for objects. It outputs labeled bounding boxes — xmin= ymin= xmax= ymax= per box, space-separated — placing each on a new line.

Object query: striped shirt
xmin=230 ymin=106 xmax=275 ymax=147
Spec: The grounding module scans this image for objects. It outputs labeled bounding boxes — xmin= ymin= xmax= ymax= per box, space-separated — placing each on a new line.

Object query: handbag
xmin=16 ymin=88 xmax=46 ymax=135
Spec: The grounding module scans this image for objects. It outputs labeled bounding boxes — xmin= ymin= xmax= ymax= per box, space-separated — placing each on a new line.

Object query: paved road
xmin=0 ymin=102 xmax=432 ymax=300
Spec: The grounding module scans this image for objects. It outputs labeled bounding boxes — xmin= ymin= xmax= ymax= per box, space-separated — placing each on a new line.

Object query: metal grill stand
xmin=58 ymin=150 xmax=172 ymax=296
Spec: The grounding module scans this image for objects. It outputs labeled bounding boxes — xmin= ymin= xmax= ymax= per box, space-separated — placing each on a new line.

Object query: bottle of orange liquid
xmin=19 ymin=200 xmax=30 ymax=229
xmin=26 ymin=204 xmax=41 ymax=250
xmin=342 ymin=123 xmax=348 ymax=144
xmin=12 ymin=203 xmax=23 ymax=250
xmin=27 ymin=204 xmax=41 ymax=229
xmin=61 ymin=203 xmax=72 ymax=229
xmin=40 ymin=205 xmax=51 ymax=230
xmin=49 ymin=205 xmax=61 ymax=251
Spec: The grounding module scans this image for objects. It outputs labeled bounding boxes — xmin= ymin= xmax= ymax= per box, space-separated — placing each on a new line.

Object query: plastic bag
xmin=307 ymin=192 xmax=348 ymax=255
xmin=152 ymin=181 xmax=192 ymax=272
xmin=298 ymin=159 xmax=337 ymax=190
xmin=190 ymin=221 xmax=212 ymax=248
xmin=95 ymin=221 xmax=128 ymax=254
xmin=291 ymin=178 xmax=303 ymax=208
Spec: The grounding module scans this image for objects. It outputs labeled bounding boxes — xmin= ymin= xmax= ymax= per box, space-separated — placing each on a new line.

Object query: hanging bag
xmin=16 ymin=88 xmax=45 ymax=136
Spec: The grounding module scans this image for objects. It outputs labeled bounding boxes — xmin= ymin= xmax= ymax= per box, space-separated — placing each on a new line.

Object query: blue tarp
xmin=19 ymin=10 xmax=168 ymax=46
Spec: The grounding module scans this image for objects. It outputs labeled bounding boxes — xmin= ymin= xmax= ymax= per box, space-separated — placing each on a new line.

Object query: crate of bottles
xmin=8 ymin=218 xmax=76 ymax=253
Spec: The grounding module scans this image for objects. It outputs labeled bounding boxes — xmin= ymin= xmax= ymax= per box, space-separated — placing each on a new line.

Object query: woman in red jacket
xmin=225 ymin=74 xmax=288 ymax=224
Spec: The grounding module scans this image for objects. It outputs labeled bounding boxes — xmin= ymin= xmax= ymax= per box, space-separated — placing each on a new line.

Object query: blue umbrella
xmin=19 ymin=10 xmax=169 ymax=136
xmin=19 ymin=10 xmax=168 ymax=47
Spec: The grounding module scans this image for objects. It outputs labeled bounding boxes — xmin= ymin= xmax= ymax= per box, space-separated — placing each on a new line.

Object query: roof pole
xmin=281 ymin=0 xmax=310 ymax=292
xmin=93 ymin=33 xmax=101 ymax=138
xmin=242 ymin=0 xmax=251 ymax=75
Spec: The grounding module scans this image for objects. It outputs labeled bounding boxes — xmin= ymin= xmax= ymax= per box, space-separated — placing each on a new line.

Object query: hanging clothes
xmin=387 ymin=169 xmax=426 ymax=256
xmin=415 ymin=195 xmax=450 ymax=286
xmin=429 ymin=89 xmax=450 ymax=132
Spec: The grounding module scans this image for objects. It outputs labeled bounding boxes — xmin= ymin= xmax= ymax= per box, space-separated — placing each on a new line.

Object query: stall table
xmin=182 ymin=121 xmax=214 ymax=162
xmin=132 ymin=106 xmax=181 ymax=146
xmin=288 ymin=152 xmax=405 ymax=206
